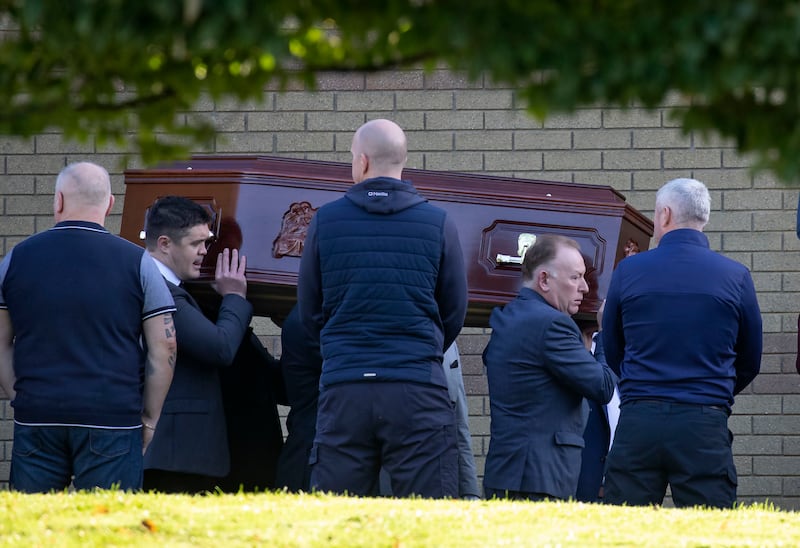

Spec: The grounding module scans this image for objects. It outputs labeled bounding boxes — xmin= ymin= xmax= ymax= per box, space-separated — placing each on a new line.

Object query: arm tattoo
xmin=164 ymin=315 xmax=175 ymax=339
xmin=164 ymin=315 xmax=176 ymax=369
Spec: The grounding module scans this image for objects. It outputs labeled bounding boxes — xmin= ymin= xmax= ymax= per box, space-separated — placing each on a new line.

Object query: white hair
xmin=655 ymin=178 xmax=710 ymax=228
xmin=55 ymin=162 xmax=111 ymax=208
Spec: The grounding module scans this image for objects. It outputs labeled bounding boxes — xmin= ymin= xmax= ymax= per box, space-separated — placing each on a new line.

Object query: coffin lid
xmin=121 ymin=155 xmax=654 ymax=327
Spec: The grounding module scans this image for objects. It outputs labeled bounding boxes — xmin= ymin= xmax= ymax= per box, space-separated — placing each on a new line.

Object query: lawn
xmin=0 ymin=490 xmax=798 ymax=547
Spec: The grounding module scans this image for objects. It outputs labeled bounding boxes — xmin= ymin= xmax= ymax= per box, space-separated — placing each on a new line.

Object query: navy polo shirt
xmin=0 ymin=220 xmax=175 ymax=427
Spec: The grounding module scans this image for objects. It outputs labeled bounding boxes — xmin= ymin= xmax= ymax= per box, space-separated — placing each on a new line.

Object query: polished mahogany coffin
xmin=121 ymin=155 xmax=653 ymax=327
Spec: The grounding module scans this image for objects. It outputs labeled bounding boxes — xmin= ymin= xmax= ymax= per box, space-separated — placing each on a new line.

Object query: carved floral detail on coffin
xmin=623 ymin=237 xmax=641 ymax=257
xmin=272 ymin=201 xmax=318 ymax=259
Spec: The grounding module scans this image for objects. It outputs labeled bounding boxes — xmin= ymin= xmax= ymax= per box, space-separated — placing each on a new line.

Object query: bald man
xmin=297 ymin=119 xmax=468 ymax=498
xmin=0 ymin=162 xmax=176 ymax=492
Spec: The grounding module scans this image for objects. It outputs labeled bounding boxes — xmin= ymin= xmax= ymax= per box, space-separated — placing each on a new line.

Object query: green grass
xmin=0 ymin=490 xmax=798 ymax=547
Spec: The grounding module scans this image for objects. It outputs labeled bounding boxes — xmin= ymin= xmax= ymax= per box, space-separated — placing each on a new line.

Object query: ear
xmin=659 ymin=205 xmax=672 ymax=230
xmin=535 ymin=269 xmax=550 ymax=293
xmin=358 ymin=153 xmax=369 ymax=178
xmin=156 ymin=234 xmax=172 ymax=254
xmin=105 ymin=194 xmax=115 ymax=217
xmin=53 ymin=190 xmax=64 ymax=215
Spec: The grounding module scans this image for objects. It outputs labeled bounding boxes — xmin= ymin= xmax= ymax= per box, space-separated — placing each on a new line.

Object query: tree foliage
xmin=2 ymin=1 xmax=800 ymax=180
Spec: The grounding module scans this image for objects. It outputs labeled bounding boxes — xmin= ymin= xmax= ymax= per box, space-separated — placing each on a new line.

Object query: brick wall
xmin=0 ymin=69 xmax=798 ymax=507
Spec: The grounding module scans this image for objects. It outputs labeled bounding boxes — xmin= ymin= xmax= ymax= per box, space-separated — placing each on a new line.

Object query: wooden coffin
xmin=121 ymin=155 xmax=653 ymax=327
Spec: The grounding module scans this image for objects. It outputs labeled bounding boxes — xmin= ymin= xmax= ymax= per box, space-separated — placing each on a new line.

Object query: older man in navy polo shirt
xmin=602 ymin=178 xmax=762 ymax=508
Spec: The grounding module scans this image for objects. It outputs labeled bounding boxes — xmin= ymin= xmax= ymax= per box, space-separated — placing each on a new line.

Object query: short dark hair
xmin=521 ymin=234 xmax=582 ymax=281
xmin=144 ymin=196 xmax=211 ymax=249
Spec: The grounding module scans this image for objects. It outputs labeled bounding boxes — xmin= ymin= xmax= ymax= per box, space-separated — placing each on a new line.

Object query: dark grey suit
xmin=143 ymin=281 xmax=252 ymax=490
xmin=483 ymin=287 xmax=617 ymax=500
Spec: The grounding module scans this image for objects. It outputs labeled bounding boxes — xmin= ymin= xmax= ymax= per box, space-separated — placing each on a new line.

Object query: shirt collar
xmin=51 ymin=220 xmax=108 ymax=233
xmin=658 ymin=228 xmax=709 ymax=248
xmin=519 ymin=286 xmax=549 ymax=306
xmin=151 ymin=257 xmax=181 ymax=286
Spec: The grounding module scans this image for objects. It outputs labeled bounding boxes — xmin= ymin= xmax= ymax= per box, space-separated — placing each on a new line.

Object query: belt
xmin=634 ymin=399 xmax=730 ymax=416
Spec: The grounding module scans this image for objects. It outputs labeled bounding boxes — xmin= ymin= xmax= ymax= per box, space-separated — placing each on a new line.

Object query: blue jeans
xmin=11 ymin=424 xmax=143 ymax=492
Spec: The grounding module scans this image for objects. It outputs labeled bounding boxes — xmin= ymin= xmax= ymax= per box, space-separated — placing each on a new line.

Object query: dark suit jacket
xmin=482 ymin=287 xmax=617 ymax=500
xmin=216 ymin=328 xmax=286 ymax=492
xmin=274 ymin=305 xmax=322 ymax=492
xmin=144 ymin=281 xmax=253 ymax=477
xmin=575 ymin=398 xmax=611 ymax=502
xmin=576 ymin=334 xmax=612 ymax=502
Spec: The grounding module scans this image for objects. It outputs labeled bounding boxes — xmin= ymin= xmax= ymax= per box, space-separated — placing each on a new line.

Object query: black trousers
xmin=310 ymin=382 xmax=457 ymax=498
xmin=603 ymin=400 xmax=736 ymax=509
xmin=484 ymin=487 xmax=553 ymax=502
xmin=143 ymin=469 xmax=220 ymax=494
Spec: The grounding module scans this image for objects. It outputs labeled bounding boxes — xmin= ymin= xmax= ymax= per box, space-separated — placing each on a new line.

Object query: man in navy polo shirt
xmin=602 ymin=178 xmax=762 ymax=508
xmin=0 ymin=162 xmax=177 ymax=492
